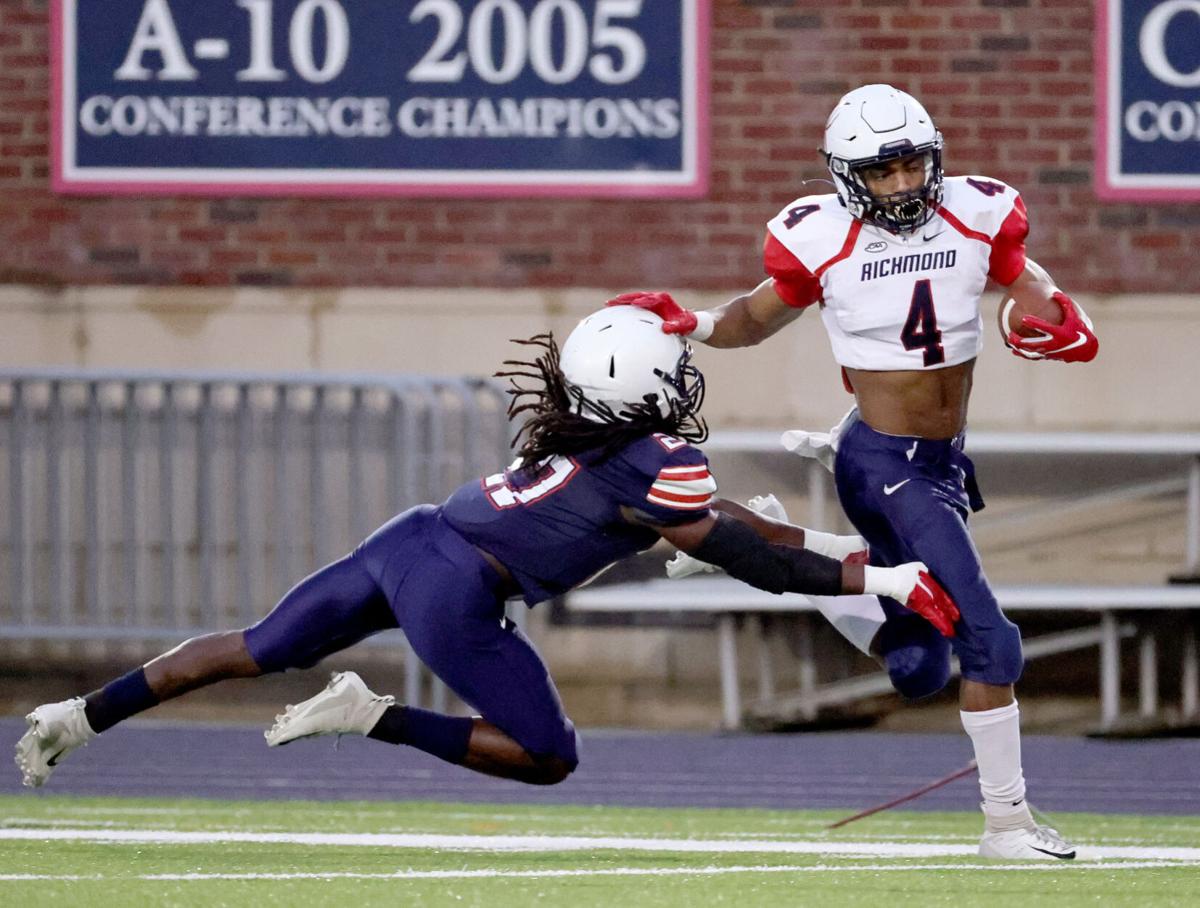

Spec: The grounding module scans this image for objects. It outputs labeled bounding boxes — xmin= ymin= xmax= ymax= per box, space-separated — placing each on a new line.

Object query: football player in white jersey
xmin=609 ymin=84 xmax=1098 ymax=860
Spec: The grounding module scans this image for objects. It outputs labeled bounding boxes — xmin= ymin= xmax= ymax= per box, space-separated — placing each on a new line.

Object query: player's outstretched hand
xmin=898 ymin=563 xmax=960 ymax=637
xmin=665 ymin=550 xmax=717 ymax=579
xmin=606 ymin=291 xmax=698 ymax=336
xmin=864 ymin=562 xmax=960 ymax=637
xmin=1007 ymin=292 xmax=1098 ymax=363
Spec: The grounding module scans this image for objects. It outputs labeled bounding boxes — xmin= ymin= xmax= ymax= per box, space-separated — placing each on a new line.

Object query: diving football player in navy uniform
xmin=16 ymin=305 xmax=958 ymax=790
xmin=609 ymin=85 xmax=1098 ymax=859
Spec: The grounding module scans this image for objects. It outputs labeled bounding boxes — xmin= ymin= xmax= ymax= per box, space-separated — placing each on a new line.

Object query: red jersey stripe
xmin=656 ymin=468 xmax=711 ymax=481
xmin=933 ymin=204 xmax=992 ymax=244
xmin=646 ymin=493 xmax=713 ymax=510
xmin=815 ymin=220 xmax=864 ymax=277
xmin=648 ymin=487 xmax=715 ymax=505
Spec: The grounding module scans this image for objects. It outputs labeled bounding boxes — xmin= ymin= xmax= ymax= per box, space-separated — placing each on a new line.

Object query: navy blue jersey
xmin=442 ymin=433 xmax=717 ymax=605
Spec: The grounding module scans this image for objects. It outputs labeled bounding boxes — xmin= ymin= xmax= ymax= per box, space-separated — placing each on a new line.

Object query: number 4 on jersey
xmin=900 ymin=280 xmax=945 ymax=367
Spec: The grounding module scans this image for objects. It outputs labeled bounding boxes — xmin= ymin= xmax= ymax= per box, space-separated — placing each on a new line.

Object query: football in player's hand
xmin=999 ymin=290 xmax=1065 ymax=339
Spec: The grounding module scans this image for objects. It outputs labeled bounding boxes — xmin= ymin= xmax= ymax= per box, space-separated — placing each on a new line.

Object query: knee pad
xmin=530 ymin=754 xmax=576 ymax=785
xmin=973 ymin=620 xmax=1024 ymax=685
xmin=521 ymin=724 xmax=579 ymax=784
xmin=549 ymin=723 xmax=580 ymax=771
xmin=879 ymin=617 xmax=952 ymax=701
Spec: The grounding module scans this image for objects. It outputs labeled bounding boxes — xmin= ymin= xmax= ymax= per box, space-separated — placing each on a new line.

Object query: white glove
xmin=746 ymin=493 xmax=788 ymax=521
xmin=665 ymin=550 xmax=718 ymax=579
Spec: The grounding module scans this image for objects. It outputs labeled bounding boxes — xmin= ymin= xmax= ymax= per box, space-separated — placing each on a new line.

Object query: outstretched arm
xmin=650 ymin=509 xmax=959 ymax=636
xmin=698 ymin=279 xmax=807 ymax=348
xmin=607 ymin=281 xmax=803 ymax=349
xmin=710 ymin=498 xmax=866 ymax=561
xmin=1001 ymin=259 xmax=1098 ymax=363
xmin=657 ymin=508 xmax=859 ymax=592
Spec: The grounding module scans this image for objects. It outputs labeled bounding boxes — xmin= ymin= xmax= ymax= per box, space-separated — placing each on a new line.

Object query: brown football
xmin=999 ymin=291 xmax=1064 ymax=339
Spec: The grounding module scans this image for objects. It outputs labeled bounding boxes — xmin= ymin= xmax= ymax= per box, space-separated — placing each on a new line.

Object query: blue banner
xmin=1098 ymin=0 xmax=1200 ymax=200
xmin=54 ymin=0 xmax=708 ymax=197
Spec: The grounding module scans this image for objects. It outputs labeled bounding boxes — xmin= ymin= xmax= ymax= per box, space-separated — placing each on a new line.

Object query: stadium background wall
xmin=3 ymin=0 xmax=1198 ymax=432
xmin=2 ymin=0 xmax=1198 ymax=730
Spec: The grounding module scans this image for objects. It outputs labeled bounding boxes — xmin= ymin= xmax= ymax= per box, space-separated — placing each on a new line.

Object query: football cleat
xmin=264 ymin=671 xmax=394 ymax=747
xmin=15 ymin=698 xmax=97 ymax=788
xmin=978 ymin=802 xmax=1076 ymax=860
xmin=979 ymin=824 xmax=1077 ymax=860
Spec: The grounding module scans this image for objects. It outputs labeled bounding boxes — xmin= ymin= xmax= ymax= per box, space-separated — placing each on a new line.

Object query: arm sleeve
xmin=691 ymin=512 xmax=844 ymax=596
xmin=764 ymin=232 xmax=823 ymax=309
xmin=988 ymin=195 xmax=1028 ymax=286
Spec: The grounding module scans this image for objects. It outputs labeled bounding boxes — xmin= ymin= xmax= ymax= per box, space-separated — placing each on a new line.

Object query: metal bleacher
xmin=566 ymin=428 xmax=1200 ymax=732
xmin=0 ymin=368 xmax=511 ymax=710
xmin=5 ymin=370 xmax=1200 ymax=733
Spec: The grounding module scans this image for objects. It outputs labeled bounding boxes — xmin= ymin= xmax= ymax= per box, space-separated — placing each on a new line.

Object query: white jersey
xmin=763 ymin=176 xmax=1029 ymax=371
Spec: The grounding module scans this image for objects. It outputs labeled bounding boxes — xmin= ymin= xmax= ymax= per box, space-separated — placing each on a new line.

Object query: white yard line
xmin=1 ymin=828 xmax=1199 ymax=862
xmin=0 ymin=861 xmax=1192 ymax=883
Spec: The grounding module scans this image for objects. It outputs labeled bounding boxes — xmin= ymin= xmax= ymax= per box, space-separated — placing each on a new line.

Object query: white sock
xmin=960 ymin=700 xmax=1027 ymax=815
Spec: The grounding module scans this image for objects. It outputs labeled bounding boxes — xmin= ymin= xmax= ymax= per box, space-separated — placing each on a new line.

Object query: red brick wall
xmin=2 ymin=0 xmax=1196 ymax=293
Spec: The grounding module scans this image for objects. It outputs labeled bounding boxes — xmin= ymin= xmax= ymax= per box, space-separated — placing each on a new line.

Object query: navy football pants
xmin=834 ymin=416 xmax=1023 ymax=696
xmin=244 ymin=505 xmax=578 ymax=766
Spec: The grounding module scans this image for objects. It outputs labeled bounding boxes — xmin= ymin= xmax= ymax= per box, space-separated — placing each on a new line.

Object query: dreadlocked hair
xmin=495 ymin=333 xmax=707 ymax=470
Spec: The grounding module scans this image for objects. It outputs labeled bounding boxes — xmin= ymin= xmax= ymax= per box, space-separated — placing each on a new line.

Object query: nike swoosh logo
xmin=1030 ymin=845 xmax=1076 ymax=859
xmin=1053 ymin=331 xmax=1088 ymax=354
xmin=1023 ymin=331 xmax=1087 ymax=353
xmin=883 ymin=480 xmax=911 ymax=496
xmin=46 ymin=749 xmax=66 ymax=767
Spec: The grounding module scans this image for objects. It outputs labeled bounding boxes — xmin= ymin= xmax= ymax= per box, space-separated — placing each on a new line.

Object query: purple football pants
xmin=244 ymin=504 xmax=578 ymax=765
xmin=834 ymin=416 xmax=1023 ymax=696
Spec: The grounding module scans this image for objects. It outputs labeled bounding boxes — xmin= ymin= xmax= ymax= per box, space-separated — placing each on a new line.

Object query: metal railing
xmin=0 ymin=370 xmax=511 ymax=668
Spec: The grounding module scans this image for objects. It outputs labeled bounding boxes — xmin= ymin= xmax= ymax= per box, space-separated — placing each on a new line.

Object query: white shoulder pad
xmin=766 ymin=193 xmax=853 ymax=273
xmin=940 ymin=175 xmax=1022 ymax=240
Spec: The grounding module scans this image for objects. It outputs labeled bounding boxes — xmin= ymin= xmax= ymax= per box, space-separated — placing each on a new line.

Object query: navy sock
xmin=83 ymin=667 xmax=160 ymax=734
xmin=368 ymin=705 xmax=474 ymax=765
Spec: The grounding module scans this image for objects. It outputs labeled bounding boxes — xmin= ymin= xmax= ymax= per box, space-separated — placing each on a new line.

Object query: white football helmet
xmin=559 ymin=306 xmax=704 ymax=423
xmin=822 ymin=84 xmax=944 ymax=232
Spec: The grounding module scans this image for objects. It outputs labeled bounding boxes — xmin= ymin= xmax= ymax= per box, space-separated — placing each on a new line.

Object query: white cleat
xmin=979 ymin=824 xmax=1077 ymax=860
xmin=15 ymin=698 xmax=97 ymax=788
xmin=265 ymin=671 xmax=395 ymax=747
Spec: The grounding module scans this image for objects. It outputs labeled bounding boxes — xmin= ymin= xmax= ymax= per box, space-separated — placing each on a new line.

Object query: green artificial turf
xmin=2 ymin=795 xmax=1198 ymax=907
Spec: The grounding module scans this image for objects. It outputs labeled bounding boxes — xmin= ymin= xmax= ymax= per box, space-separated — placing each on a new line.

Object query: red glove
xmin=864 ymin=562 xmax=960 ymax=637
xmin=1007 ymin=291 xmax=1098 ymax=363
xmin=904 ymin=569 xmax=961 ymax=638
xmin=606 ymin=291 xmax=697 ymax=336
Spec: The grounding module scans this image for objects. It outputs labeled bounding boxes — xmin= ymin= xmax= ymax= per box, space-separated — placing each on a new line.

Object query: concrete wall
xmin=4 ymin=284 xmax=1197 ymax=432
xmin=3 ymin=283 xmax=1197 ymax=728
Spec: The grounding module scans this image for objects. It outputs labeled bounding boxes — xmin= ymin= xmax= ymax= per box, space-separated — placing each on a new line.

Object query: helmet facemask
xmin=829 ymin=145 xmax=944 ymax=233
xmin=821 ymin=84 xmax=945 ymax=234
xmin=653 ymin=341 xmax=705 ymax=423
